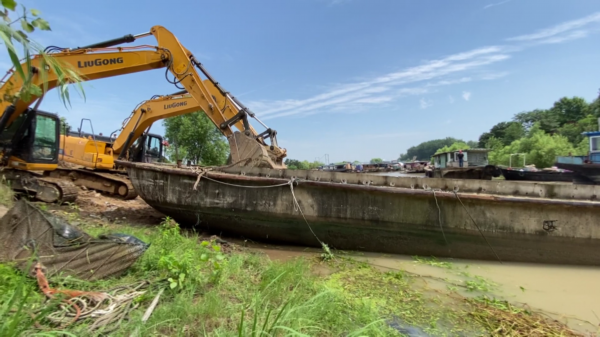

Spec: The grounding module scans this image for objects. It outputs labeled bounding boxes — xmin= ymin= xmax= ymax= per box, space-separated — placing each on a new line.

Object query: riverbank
xmin=0 ymin=188 xmax=595 ymax=336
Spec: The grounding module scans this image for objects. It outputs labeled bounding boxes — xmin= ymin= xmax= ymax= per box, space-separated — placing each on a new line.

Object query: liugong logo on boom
xmin=164 ymin=102 xmax=187 ymax=109
xmin=77 ymin=57 xmax=124 ymax=68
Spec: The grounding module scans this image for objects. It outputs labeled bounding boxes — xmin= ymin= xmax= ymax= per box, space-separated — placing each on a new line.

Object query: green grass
xmin=0 ymin=208 xmax=587 ymax=336
xmin=0 ymin=181 xmax=14 ymax=207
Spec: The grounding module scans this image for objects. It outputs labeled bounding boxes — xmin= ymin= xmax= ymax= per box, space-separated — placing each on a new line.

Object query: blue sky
xmin=7 ymin=0 xmax=600 ymax=163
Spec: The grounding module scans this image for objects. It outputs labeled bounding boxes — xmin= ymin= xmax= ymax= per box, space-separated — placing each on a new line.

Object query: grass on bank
xmin=1 ymin=215 xmax=397 ymax=336
xmin=0 ymin=181 xmax=14 ymax=207
xmin=0 ymin=196 xmax=590 ymax=336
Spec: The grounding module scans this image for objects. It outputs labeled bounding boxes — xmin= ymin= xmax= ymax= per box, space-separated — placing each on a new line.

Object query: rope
xmin=190 ymin=155 xmax=277 ymax=191
xmin=45 ymin=281 xmax=148 ymax=332
xmin=452 ymin=191 xmax=502 ymax=264
xmin=431 ymin=189 xmax=449 ymax=249
xmin=288 ymin=178 xmax=324 ymax=246
xmin=190 ymin=171 xmax=331 ymax=256
xmin=193 ymin=167 xmax=212 ymax=190
xmin=422 ymin=186 xmax=450 ymax=249
xmin=194 ymin=173 xmax=291 ymax=190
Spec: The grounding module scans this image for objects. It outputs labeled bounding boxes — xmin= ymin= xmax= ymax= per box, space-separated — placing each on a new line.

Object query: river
xmin=237 ymin=241 xmax=600 ymax=334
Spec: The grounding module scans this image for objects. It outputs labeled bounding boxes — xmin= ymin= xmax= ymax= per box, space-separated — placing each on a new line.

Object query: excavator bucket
xmin=227 ymin=131 xmax=286 ymax=169
xmin=0 ymin=200 xmax=148 ymax=280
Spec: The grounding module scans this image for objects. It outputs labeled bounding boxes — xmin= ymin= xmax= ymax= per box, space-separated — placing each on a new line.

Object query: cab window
xmin=147 ymin=136 xmax=161 ymax=157
xmin=32 ymin=114 xmax=57 ymax=161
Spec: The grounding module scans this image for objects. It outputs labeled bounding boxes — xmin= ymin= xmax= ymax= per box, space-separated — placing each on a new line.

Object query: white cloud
xmin=354 ymin=96 xmax=393 ymax=104
xmin=483 ymin=0 xmax=511 ymax=10
xmin=462 ymin=91 xmax=472 ymax=101
xmin=249 ymin=12 xmax=600 ymax=122
xmin=536 ymin=30 xmax=589 ymax=45
xmin=255 ymin=47 xmax=509 ymax=120
xmin=420 ymin=98 xmax=433 ymax=109
xmin=507 ymin=12 xmax=600 ymax=42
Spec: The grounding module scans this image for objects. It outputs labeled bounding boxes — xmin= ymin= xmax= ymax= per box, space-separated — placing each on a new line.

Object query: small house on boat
xmin=556 ymin=129 xmax=600 ymax=184
xmin=427 ymin=148 xmax=500 ymax=180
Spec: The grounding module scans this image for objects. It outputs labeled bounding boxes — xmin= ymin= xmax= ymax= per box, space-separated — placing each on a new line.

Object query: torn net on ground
xmin=0 ymin=199 xmax=148 ymax=280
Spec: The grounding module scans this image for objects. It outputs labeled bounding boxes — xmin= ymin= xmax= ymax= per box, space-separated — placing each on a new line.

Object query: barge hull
xmin=124 ymin=163 xmax=600 ymax=266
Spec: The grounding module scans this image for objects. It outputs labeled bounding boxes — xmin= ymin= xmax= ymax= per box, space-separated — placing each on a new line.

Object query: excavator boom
xmin=0 ymin=25 xmax=286 ymax=171
xmin=0 ymin=25 xmax=287 ymax=203
xmin=112 ymin=88 xmax=286 ymax=167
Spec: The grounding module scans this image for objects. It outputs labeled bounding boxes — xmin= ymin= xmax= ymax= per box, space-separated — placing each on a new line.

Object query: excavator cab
xmin=130 ymin=133 xmax=164 ymax=164
xmin=0 ymin=108 xmax=60 ymax=171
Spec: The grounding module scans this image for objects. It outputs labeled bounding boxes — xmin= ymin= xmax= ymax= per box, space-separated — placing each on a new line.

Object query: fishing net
xmin=0 ymin=199 xmax=148 ymax=280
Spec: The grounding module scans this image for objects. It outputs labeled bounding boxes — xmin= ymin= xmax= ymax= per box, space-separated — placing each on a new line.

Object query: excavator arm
xmin=112 ymin=88 xmax=287 ymax=167
xmin=0 ymin=25 xmax=286 ymax=169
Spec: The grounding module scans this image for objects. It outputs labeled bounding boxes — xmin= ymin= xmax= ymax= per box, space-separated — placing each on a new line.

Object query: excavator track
xmin=45 ymin=168 xmax=138 ymax=200
xmin=36 ymin=177 xmax=79 ymax=203
xmin=1 ymin=170 xmax=78 ymax=204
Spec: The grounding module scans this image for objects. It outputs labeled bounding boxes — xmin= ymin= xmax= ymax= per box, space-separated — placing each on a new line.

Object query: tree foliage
xmin=478 ymin=122 xmax=524 ymax=147
xmin=284 ymin=159 xmax=324 ymax=170
xmin=474 ymin=95 xmax=600 ymax=168
xmin=434 ymin=141 xmax=471 ymax=155
xmin=370 ymin=158 xmax=383 ymax=164
xmin=59 ymin=116 xmax=70 ymax=135
xmin=487 ymin=124 xmax=578 ymax=168
xmin=406 ymin=95 xmax=600 ymax=170
xmin=0 ymin=1 xmax=84 ymax=107
xmin=162 ymin=111 xmax=229 ymax=166
xmin=399 ymin=137 xmax=464 ymax=161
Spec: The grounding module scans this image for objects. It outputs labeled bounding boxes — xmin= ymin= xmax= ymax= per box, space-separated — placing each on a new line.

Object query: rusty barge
xmin=119 ymin=161 xmax=600 ymax=266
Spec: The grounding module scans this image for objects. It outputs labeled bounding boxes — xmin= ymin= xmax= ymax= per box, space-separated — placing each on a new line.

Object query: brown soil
xmin=31 ymin=188 xmax=166 ymax=228
xmin=74 ymin=190 xmax=165 ymax=226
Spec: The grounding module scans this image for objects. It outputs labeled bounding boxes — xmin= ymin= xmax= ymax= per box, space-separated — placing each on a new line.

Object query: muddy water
xmin=238 ymin=241 xmax=600 ymax=334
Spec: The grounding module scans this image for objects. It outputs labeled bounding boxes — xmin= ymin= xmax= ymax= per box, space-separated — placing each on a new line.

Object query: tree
xmin=550 ymin=96 xmax=589 ymax=126
xmin=59 ymin=116 xmax=70 ymax=135
xmin=589 ymin=89 xmax=600 ymax=118
xmin=284 ymin=159 xmax=324 ymax=170
xmin=556 ymin=114 xmax=598 ymax=146
xmin=466 ymin=140 xmax=478 ymax=148
xmin=434 ymin=141 xmax=471 ymax=155
xmin=514 ymin=109 xmax=545 ymax=131
xmin=503 ymin=122 xmax=524 ymax=144
xmin=370 ymin=158 xmax=383 ymax=164
xmin=400 ymin=137 xmax=462 ymax=161
xmin=513 ymin=109 xmax=559 ymax=134
xmin=0 ymin=2 xmax=84 ymax=107
xmin=284 ymin=159 xmax=302 ymax=169
xmin=163 ymin=111 xmax=229 ymax=166
xmin=487 ymin=123 xmax=576 ymax=168
xmin=478 ymin=121 xmax=523 ymax=147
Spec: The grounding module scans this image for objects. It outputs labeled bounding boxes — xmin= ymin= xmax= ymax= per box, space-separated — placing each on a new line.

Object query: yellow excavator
xmin=0 ymin=25 xmax=287 ymax=203
xmin=50 ymin=89 xmax=284 ymax=199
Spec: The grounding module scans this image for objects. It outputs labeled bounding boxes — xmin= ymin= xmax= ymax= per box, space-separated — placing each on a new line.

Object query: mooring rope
xmin=196 ymin=174 xmax=292 ymax=190
xmin=452 ymin=190 xmax=503 ymax=264
xmin=191 ymin=172 xmax=330 ymax=253
xmin=430 ymin=188 xmax=450 ymax=249
xmin=288 ymin=178 xmax=327 ymax=247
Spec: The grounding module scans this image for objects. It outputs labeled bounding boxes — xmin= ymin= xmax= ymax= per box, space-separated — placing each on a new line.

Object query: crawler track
xmin=2 ymin=170 xmax=78 ymax=203
xmin=45 ymin=168 xmax=138 ymax=200
xmin=37 ymin=177 xmax=79 ymax=203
